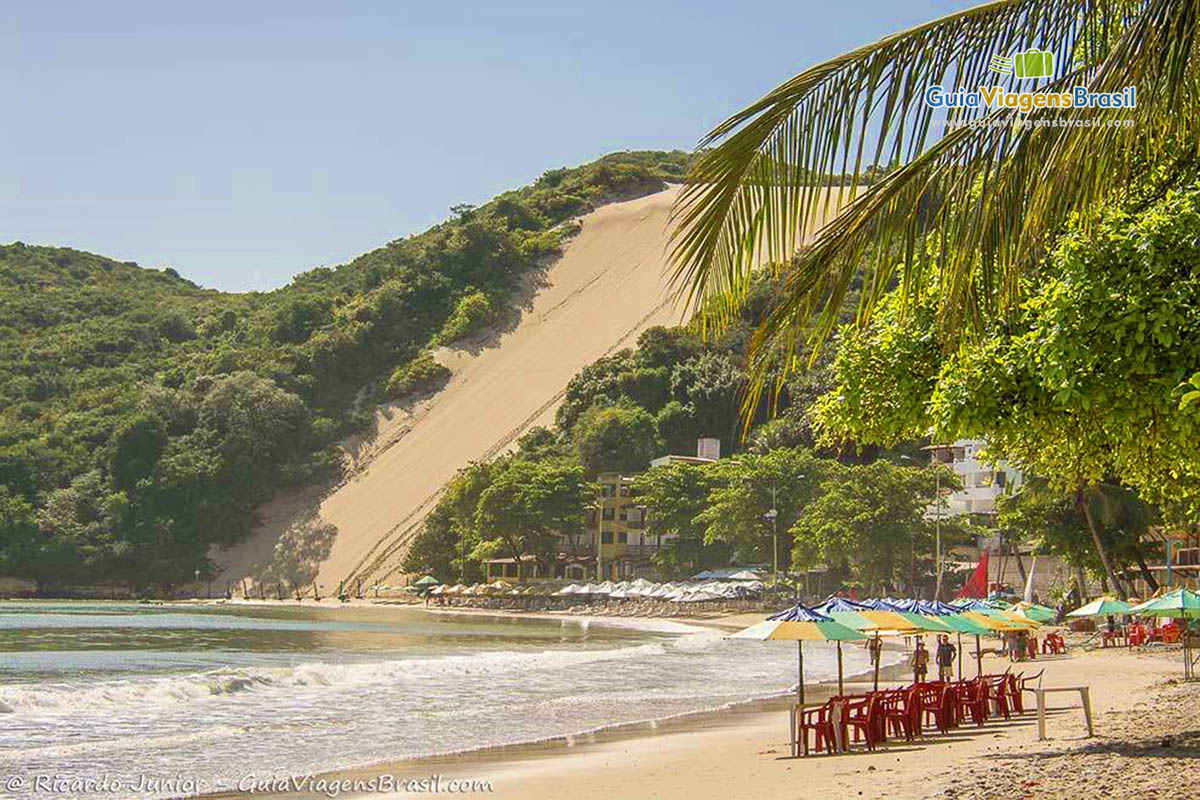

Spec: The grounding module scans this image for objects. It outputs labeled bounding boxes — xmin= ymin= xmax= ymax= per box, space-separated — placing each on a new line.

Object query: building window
xmin=602 ymin=507 xmax=615 ymax=521
xmin=617 ymin=532 xmax=628 ymax=544
xmin=602 ymin=484 xmax=617 ymax=497
xmin=619 ymin=485 xmax=630 ymax=497
xmin=602 ymin=531 xmax=613 ymax=544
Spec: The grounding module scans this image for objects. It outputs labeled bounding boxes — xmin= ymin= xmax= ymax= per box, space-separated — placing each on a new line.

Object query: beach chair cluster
xmin=795 ymin=669 xmax=1044 ymax=756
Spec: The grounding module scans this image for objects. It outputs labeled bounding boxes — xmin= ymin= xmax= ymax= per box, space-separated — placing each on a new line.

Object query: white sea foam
xmin=0 ymin=637 xmax=717 ymax=715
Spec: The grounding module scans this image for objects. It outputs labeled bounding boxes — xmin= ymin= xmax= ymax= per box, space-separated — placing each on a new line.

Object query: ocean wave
xmin=0 ymin=635 xmax=721 ymax=715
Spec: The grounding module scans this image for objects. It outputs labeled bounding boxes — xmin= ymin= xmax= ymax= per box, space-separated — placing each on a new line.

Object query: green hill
xmin=0 ymin=151 xmax=690 ymax=589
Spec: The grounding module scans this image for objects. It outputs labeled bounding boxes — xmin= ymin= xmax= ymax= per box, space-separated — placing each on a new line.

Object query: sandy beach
xmin=368 ymin=642 xmax=1189 ymax=800
xmin=187 ymin=601 xmax=1197 ymax=800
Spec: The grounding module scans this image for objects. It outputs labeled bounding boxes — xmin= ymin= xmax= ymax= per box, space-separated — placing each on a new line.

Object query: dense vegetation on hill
xmin=0 ymin=151 xmax=691 ymax=589
xmin=401 ymin=267 xmax=970 ymax=588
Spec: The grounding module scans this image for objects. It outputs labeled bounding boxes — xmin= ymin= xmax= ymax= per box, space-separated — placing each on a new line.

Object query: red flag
xmin=957 ymin=548 xmax=990 ymax=599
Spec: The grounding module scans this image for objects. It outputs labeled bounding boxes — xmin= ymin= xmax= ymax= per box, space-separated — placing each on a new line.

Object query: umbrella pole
xmin=975 ymin=634 xmax=983 ymax=678
xmin=797 ymin=641 xmax=805 ymax=705
xmin=872 ymin=634 xmax=881 ymax=691
xmin=957 ymin=632 xmax=963 ymax=681
xmin=837 ymin=641 xmax=844 ymax=696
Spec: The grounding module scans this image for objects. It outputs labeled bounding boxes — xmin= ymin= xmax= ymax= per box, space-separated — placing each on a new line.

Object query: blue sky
xmin=2 ymin=0 xmax=971 ymax=291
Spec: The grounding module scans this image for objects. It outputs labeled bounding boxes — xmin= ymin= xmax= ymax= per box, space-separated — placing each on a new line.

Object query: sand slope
xmin=215 ymin=186 xmax=688 ymax=591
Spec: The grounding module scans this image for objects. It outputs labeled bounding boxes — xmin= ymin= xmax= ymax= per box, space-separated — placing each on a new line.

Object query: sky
xmin=2 ymin=0 xmax=972 ymax=292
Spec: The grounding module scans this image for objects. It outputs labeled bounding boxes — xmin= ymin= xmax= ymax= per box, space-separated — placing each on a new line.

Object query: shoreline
xmin=355 ymin=647 xmax=1186 ymax=800
xmin=184 ymin=600 xmax=911 ymax=800
xmin=177 ymin=601 xmax=1193 ymax=800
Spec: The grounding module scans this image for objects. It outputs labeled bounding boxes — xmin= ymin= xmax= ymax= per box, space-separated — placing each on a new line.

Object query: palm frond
xmin=670 ymin=0 xmax=1200 ymax=421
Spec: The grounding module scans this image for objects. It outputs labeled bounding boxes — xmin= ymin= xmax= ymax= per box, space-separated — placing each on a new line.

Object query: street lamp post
xmin=764 ymin=477 xmax=802 ymax=592
xmin=765 ymin=487 xmax=779 ymax=586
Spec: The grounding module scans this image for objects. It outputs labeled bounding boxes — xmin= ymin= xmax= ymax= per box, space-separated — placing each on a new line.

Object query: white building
xmin=928 ymin=439 xmax=1023 ymax=517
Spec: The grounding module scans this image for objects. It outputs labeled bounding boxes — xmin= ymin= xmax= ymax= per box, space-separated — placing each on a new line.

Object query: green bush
xmin=385 ymin=353 xmax=452 ymax=399
xmin=436 ymin=291 xmax=497 ymax=344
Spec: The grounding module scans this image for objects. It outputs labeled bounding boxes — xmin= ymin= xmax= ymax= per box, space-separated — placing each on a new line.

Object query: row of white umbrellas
xmin=556 ymin=578 xmax=763 ymax=602
xmin=427 ymin=577 xmax=764 ymax=601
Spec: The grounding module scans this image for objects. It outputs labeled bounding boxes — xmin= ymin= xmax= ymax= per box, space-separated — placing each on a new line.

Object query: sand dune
xmin=215 ymin=184 xmax=850 ymax=593
xmin=215 ymin=186 xmax=689 ymax=591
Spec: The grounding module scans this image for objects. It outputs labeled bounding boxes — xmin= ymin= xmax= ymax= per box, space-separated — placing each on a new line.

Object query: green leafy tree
xmin=572 ymin=404 xmax=661 ymax=477
xmin=819 ymin=184 xmax=1200 ymax=595
xmin=635 ymin=461 xmax=728 ymax=578
xmin=699 ymin=448 xmax=826 ymax=570
xmin=791 ymin=460 xmax=968 ymax=595
xmin=473 ymin=459 xmax=588 ymax=581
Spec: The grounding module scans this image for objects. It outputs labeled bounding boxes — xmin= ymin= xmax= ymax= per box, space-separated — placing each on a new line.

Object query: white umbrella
xmin=729 ymin=570 xmax=762 ymax=581
xmin=556 ymin=583 xmax=582 ymax=596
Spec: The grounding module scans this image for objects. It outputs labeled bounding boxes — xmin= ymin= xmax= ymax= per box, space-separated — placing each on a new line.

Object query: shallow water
xmin=0 ymin=601 xmax=876 ymax=798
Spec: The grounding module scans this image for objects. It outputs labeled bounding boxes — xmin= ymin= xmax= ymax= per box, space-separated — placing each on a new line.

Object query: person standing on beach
xmin=936 ymin=635 xmax=956 ymax=681
xmin=911 ymin=638 xmax=929 ymax=683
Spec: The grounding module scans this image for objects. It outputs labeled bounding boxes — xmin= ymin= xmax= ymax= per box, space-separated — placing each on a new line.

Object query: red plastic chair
xmin=841 ymin=693 xmax=883 ymax=751
xmin=918 ymin=681 xmax=953 ymax=734
xmin=880 ymin=687 xmax=916 ymax=742
xmin=986 ymin=673 xmax=1013 ymax=719
xmin=955 ymin=679 xmax=989 ymax=726
xmin=1006 ymin=673 xmax=1025 ymax=714
xmin=798 ymin=699 xmax=838 ymax=755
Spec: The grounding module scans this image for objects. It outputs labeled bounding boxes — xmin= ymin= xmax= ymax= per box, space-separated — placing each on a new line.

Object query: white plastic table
xmin=1032 ymin=686 xmax=1093 ymax=740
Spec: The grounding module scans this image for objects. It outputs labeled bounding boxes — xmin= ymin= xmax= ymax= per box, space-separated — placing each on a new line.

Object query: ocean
xmin=0 ymin=601 xmax=876 ymax=798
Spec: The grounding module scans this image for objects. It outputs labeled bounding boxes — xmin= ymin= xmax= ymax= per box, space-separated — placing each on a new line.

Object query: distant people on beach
xmin=935 ymin=634 xmax=956 ymax=680
xmin=911 ymin=638 xmax=929 ymax=682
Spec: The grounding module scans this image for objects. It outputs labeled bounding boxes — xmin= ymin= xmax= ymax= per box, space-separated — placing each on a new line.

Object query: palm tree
xmin=670 ymin=0 xmax=1199 ymax=399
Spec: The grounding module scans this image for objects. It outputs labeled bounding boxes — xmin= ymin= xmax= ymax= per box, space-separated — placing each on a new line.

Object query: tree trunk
xmin=1132 ymin=543 xmax=1160 ymax=593
xmin=1073 ymin=564 xmax=1089 ymax=604
xmin=1078 ymin=485 xmax=1127 ymax=598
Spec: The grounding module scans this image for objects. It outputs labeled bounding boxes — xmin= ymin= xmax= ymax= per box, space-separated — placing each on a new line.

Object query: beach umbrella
xmin=989 ymin=608 xmax=1042 ymax=628
xmin=1130 ymin=589 xmax=1200 ymax=678
xmin=1129 ymin=588 xmax=1200 ymax=616
xmin=733 ymin=605 xmax=867 ymax=701
xmin=1067 ymin=597 xmax=1133 ymax=618
xmin=814 ymin=596 xmax=874 ymax=613
xmin=728 ymin=570 xmax=762 ymax=581
xmin=1012 ymin=602 xmax=1057 ymax=623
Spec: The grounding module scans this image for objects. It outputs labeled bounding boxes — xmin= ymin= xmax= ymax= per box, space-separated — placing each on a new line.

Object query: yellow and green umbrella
xmin=731 ymin=612 xmax=867 ymax=702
